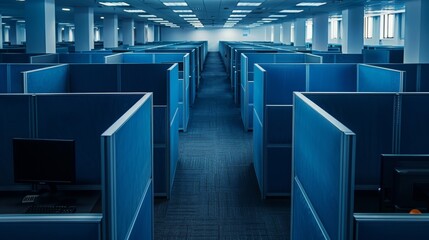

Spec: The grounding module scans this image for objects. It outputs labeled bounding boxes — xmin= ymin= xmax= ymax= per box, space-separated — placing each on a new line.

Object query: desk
xmin=0 ymin=190 xmax=101 ymax=214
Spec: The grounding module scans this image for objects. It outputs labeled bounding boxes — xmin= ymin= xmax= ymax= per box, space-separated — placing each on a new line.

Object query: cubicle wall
xmin=241 ymin=53 xmax=322 ymax=131
xmin=0 ymin=64 xmax=57 ymax=93
xmin=30 ymin=52 xmax=113 ymax=64
xmin=362 ymin=49 xmax=404 ymax=63
xmin=372 ymin=64 xmax=429 ymax=92
xmin=293 ymin=92 xmax=429 ymax=240
xmin=105 ymin=52 xmax=190 ymax=132
xmin=0 ymin=93 xmax=153 ymax=240
xmin=253 ymin=63 xmax=404 ymax=197
xmin=24 ymin=63 xmax=179 ymax=198
xmin=315 ymin=53 xmax=363 ymax=63
xmin=292 ymin=92 xmax=355 ymax=240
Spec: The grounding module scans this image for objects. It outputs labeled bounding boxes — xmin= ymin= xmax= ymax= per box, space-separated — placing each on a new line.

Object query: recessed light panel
xmin=139 ymin=15 xmax=157 ymax=18
xmin=163 ymin=2 xmax=188 ymax=7
xmin=179 ymin=14 xmax=196 ymax=17
xmin=173 ymin=10 xmax=192 ymax=13
xmin=99 ymin=2 xmax=130 ymax=7
xmin=233 ymin=10 xmax=252 ymax=13
xmin=296 ymin=2 xmax=327 ymax=7
xmin=124 ymin=9 xmax=146 ymax=13
xmin=237 ymin=2 xmax=262 ymax=7
xmin=269 ymin=15 xmax=286 ymax=18
xmin=280 ymin=9 xmax=304 ymax=13
xmin=230 ymin=15 xmax=246 ymax=17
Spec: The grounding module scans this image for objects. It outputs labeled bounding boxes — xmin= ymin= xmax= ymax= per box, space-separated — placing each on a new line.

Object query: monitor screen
xmin=13 ymin=138 xmax=76 ymax=184
xmin=380 ymin=154 xmax=429 ymax=212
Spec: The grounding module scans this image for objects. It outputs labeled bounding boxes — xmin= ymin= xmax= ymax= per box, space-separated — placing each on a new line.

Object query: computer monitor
xmin=380 ymin=154 xmax=429 ymax=212
xmin=13 ymin=138 xmax=76 ymax=188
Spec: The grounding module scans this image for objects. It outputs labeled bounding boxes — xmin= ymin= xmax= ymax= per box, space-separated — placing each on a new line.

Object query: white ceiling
xmin=0 ymin=0 xmax=409 ymax=28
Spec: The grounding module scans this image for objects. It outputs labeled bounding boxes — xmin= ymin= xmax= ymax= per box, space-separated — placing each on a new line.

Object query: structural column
xmin=25 ymin=0 xmax=56 ymax=53
xmin=312 ymin=13 xmax=329 ymax=51
xmin=342 ymin=6 xmax=364 ymax=54
xmin=74 ymin=7 xmax=94 ymax=51
xmin=0 ymin=15 xmax=3 ymax=49
xmin=121 ymin=19 xmax=134 ymax=46
xmin=103 ymin=14 xmax=118 ymax=48
xmin=273 ymin=24 xmax=281 ymax=43
xmin=404 ymin=0 xmax=429 ymax=63
xmin=294 ymin=18 xmax=306 ymax=46
xmin=282 ymin=22 xmax=292 ymax=45
xmin=9 ymin=21 xmax=18 ymax=45
xmin=135 ymin=22 xmax=146 ymax=44
xmin=265 ymin=25 xmax=273 ymax=42
xmin=56 ymin=24 xmax=63 ymax=43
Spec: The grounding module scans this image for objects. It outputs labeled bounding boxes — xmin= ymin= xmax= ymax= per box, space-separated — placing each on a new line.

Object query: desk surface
xmin=0 ymin=190 xmax=101 ymax=214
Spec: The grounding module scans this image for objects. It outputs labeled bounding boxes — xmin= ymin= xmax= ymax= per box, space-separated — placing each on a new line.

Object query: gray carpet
xmin=154 ymin=52 xmax=290 ymax=239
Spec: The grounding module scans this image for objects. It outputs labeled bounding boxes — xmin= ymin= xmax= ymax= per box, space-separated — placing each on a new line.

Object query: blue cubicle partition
xmin=315 ymin=53 xmax=363 ymax=63
xmin=358 ymin=65 xmax=404 ymax=92
xmin=371 ymin=64 xmax=429 ymax=92
xmin=0 ymin=64 xmax=57 ymax=93
xmin=101 ymin=94 xmax=153 ymax=240
xmin=30 ymin=53 xmax=113 ymax=64
xmin=241 ymin=53 xmax=322 ymax=131
xmin=105 ymin=52 xmax=190 ymax=132
xmin=0 ymin=93 xmax=153 ymax=240
xmin=253 ymin=63 xmax=403 ymax=198
xmin=0 ymin=53 xmax=41 ymax=63
xmin=293 ymin=93 xmax=429 ymax=240
xmin=24 ymin=63 xmax=179 ymax=198
xmin=292 ymin=92 xmax=355 ymax=240
xmin=363 ymin=49 xmax=404 ymax=63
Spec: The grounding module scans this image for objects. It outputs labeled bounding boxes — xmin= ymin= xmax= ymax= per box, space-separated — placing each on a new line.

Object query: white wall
xmin=161 ymin=27 xmax=268 ymax=51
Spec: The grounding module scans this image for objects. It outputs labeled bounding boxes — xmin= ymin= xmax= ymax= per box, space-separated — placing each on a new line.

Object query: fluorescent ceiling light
xmin=228 ymin=18 xmax=242 ymax=20
xmin=16 ymin=0 xmax=25 ymax=2
xmin=262 ymin=18 xmax=277 ymax=21
xmin=1 ymin=16 xmax=12 ymax=18
xmin=173 ymin=10 xmax=192 ymax=13
xmin=233 ymin=10 xmax=252 ymax=13
xmin=257 ymin=20 xmax=271 ymax=23
xmin=237 ymin=2 xmax=262 ymax=7
xmin=124 ymin=9 xmax=146 ymax=13
xmin=230 ymin=14 xmax=246 ymax=17
xmin=17 ymin=20 xmax=25 ymax=23
xmin=100 ymin=16 xmax=105 ymax=19
xmin=184 ymin=18 xmax=198 ymax=20
xmin=163 ymin=2 xmax=188 ymax=7
xmin=99 ymin=2 xmax=130 ymax=7
xmin=296 ymin=2 xmax=326 ymax=7
xmin=226 ymin=21 xmax=239 ymax=23
xmin=179 ymin=14 xmax=196 ymax=17
xmin=269 ymin=15 xmax=286 ymax=18
xmin=155 ymin=20 xmax=169 ymax=23
xmin=62 ymin=8 xmax=71 ymax=11
xmin=139 ymin=14 xmax=157 ymax=17
xmin=148 ymin=18 xmax=164 ymax=21
xmin=280 ymin=9 xmax=303 ymax=13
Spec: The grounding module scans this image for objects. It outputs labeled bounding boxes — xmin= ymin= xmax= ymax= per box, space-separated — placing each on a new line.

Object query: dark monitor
xmin=13 ymin=138 xmax=76 ymax=186
xmin=380 ymin=154 xmax=429 ymax=212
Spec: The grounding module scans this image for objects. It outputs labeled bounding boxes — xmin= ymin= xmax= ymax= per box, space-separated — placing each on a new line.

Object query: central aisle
xmin=155 ymin=52 xmax=290 ymax=239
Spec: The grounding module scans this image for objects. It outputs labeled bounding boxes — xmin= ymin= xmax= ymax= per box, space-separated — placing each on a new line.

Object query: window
xmin=291 ymin=24 xmax=295 ymax=43
xmin=380 ymin=14 xmax=395 ymax=39
xmin=306 ymin=19 xmax=312 ymax=40
xmin=364 ymin=16 xmax=373 ymax=39
xmin=330 ymin=19 xmax=338 ymax=39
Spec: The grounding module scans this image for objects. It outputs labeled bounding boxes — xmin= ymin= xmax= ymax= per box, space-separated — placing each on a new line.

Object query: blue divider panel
xmin=0 ymin=95 xmax=33 ymax=188
xmin=30 ymin=54 xmax=59 ymax=63
xmin=69 ymin=64 xmax=118 ymax=93
xmin=0 ymin=215 xmax=102 ymax=240
xmin=253 ymin=65 xmax=265 ymax=192
xmin=168 ymin=65 xmax=179 ymax=194
xmin=372 ymin=64 xmax=418 ymax=92
xmin=101 ymin=94 xmax=152 ymax=240
xmin=358 ymin=65 xmax=403 ymax=92
xmin=354 ymin=214 xmax=429 ymax=240
xmin=59 ymin=54 xmax=91 ymax=63
xmin=24 ymin=65 xmax=69 ymax=93
xmin=399 ymin=94 xmax=429 ymax=153
xmin=420 ymin=64 xmax=429 ymax=92
xmin=36 ymin=94 xmax=143 ymax=185
xmin=104 ymin=53 xmax=124 ymax=64
xmin=128 ymin=182 xmax=153 ymax=240
xmin=264 ymin=64 xmax=306 ymax=104
xmin=363 ymin=50 xmax=390 ymax=63
xmin=0 ymin=53 xmax=36 ymax=63
xmin=304 ymin=93 xmax=395 ymax=189
xmin=305 ymin=54 xmax=323 ymax=63
xmin=336 ymin=54 xmax=363 ymax=63
xmin=122 ymin=53 xmax=153 ymax=63
xmin=293 ymin=93 xmax=355 ymax=240
xmin=0 ymin=65 xmax=7 ymax=92
xmin=9 ymin=64 xmax=55 ymax=93
xmin=308 ymin=64 xmax=357 ymax=92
